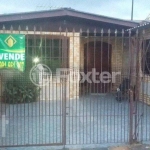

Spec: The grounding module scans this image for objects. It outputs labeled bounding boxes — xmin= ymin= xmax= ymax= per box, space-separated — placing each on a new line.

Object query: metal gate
xmin=0 ymin=27 xmax=150 ymax=147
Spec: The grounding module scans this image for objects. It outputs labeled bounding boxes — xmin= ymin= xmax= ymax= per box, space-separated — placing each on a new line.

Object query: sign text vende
xmin=0 ymin=53 xmax=25 ymax=61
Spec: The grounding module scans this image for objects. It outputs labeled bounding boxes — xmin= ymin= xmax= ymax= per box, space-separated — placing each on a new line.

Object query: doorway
xmin=84 ymin=41 xmax=112 ymax=93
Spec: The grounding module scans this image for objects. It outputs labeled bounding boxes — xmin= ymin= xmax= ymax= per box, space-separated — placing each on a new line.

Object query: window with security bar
xmin=25 ymin=35 xmax=68 ymax=74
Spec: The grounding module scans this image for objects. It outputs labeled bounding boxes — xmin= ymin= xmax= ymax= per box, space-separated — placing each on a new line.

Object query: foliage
xmin=3 ymin=73 xmax=40 ymax=104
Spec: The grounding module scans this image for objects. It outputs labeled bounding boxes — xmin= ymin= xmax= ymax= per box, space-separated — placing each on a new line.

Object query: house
xmin=1 ymin=8 xmax=150 ymax=147
xmin=0 ymin=8 xmax=149 ymax=102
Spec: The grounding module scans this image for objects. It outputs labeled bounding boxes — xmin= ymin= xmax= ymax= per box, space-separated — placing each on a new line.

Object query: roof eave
xmin=0 ymin=8 xmax=139 ymax=27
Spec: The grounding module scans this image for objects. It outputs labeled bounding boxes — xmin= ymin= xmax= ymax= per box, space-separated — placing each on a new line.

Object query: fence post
xmin=129 ymin=88 xmax=134 ymax=144
xmin=62 ymin=78 xmax=67 ymax=145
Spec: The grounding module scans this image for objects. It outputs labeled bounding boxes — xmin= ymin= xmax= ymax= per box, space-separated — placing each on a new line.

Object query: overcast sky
xmin=0 ymin=0 xmax=149 ymax=20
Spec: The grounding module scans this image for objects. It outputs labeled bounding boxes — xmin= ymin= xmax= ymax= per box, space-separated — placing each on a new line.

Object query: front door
xmin=84 ymin=41 xmax=111 ymax=93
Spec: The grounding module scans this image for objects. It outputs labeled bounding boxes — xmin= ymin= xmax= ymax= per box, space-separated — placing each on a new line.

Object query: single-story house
xmin=0 ymin=8 xmax=150 ymax=105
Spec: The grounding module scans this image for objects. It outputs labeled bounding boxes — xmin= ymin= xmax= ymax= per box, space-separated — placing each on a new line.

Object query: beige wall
xmin=69 ymin=33 xmax=80 ymax=99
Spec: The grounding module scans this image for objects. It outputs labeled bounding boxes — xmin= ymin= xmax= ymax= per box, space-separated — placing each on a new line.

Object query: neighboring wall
xmin=139 ymin=27 xmax=150 ymax=105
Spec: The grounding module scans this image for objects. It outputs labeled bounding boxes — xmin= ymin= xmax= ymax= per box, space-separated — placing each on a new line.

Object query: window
xmin=25 ymin=36 xmax=68 ymax=73
xmin=142 ymin=39 xmax=150 ymax=75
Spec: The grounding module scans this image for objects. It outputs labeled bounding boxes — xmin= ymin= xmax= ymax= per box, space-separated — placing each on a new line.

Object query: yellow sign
xmin=4 ymin=35 xmax=17 ymax=47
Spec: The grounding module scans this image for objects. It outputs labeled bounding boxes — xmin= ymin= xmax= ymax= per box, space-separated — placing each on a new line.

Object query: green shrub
xmin=3 ymin=73 xmax=40 ymax=104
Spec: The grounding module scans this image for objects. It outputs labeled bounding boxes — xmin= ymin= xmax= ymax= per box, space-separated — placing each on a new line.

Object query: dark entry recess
xmin=84 ymin=41 xmax=112 ymax=93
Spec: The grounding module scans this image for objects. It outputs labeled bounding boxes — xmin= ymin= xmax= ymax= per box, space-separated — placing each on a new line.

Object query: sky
xmin=0 ymin=0 xmax=149 ymax=21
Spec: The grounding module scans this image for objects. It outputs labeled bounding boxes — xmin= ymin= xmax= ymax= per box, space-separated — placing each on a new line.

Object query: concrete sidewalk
xmin=0 ymin=144 xmax=150 ymax=150
xmin=109 ymin=144 xmax=150 ymax=150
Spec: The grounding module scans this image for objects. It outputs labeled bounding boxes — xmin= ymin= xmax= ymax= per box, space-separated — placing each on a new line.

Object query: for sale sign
xmin=0 ymin=34 xmax=25 ymax=71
